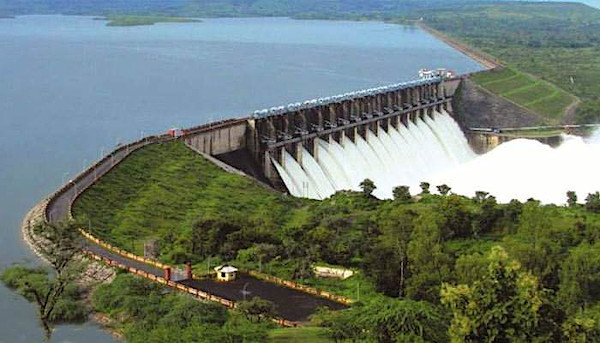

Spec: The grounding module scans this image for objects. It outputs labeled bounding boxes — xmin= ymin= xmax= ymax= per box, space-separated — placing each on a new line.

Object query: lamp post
xmin=70 ymin=180 xmax=77 ymax=202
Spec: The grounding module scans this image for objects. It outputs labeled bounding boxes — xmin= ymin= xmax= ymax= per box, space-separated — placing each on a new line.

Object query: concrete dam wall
xmin=184 ymin=77 xmax=468 ymax=197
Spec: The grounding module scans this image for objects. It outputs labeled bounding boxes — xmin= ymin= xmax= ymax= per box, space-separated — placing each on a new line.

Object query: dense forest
xmin=66 ymin=142 xmax=600 ymax=341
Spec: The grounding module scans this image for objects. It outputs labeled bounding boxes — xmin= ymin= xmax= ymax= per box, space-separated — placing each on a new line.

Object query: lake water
xmin=0 ymin=15 xmax=481 ymax=342
xmin=574 ymin=0 xmax=600 ymax=8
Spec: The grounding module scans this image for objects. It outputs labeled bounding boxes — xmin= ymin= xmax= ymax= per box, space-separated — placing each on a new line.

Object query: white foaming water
xmin=274 ymin=111 xmax=475 ymax=199
xmin=273 ymin=110 xmax=600 ymax=204
xmin=430 ymin=132 xmax=600 ymax=204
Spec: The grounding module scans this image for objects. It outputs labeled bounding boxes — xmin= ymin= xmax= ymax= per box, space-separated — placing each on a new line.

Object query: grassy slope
xmin=470 ymin=67 xmax=576 ymax=121
xmin=72 ymin=141 xmax=300 ymax=254
xmin=425 ymin=2 xmax=600 ymax=123
xmin=72 ymin=141 xmax=600 ymax=341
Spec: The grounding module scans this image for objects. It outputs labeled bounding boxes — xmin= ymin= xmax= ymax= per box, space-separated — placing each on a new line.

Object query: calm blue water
xmin=0 ymin=15 xmax=481 ymax=342
xmin=575 ymin=0 xmax=600 ymax=8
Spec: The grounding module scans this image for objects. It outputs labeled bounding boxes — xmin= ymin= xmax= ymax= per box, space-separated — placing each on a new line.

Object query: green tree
xmin=316 ymin=298 xmax=448 ymax=343
xmin=441 ymin=246 xmax=554 ymax=342
xmin=366 ymin=208 xmax=415 ymax=297
xmin=222 ymin=313 xmax=268 ymax=342
xmin=236 ymin=243 xmax=278 ymax=272
xmin=392 ymin=185 xmax=412 ymax=202
xmin=159 ymin=298 xmax=228 ymax=328
xmin=236 ymin=297 xmax=277 ymax=323
xmin=190 ymin=217 xmax=242 ymax=260
xmin=419 ymin=182 xmax=431 ymax=195
xmin=507 ymin=201 xmax=562 ymax=287
xmin=360 ymin=298 xmax=448 ymax=343
xmin=437 ymin=184 xmax=451 ymax=196
xmin=359 ymin=178 xmax=376 ymax=197
xmin=473 ymin=195 xmax=501 ymax=236
xmin=567 ymin=191 xmax=578 ymax=208
xmin=474 ymin=191 xmax=490 ymax=202
xmin=502 ymin=199 xmax=523 ymax=234
xmin=406 ymin=214 xmax=452 ymax=303
xmin=1 ymin=267 xmax=88 ymax=325
xmin=454 ymin=252 xmax=488 ymax=285
xmin=562 ymin=304 xmax=600 ymax=343
xmin=436 ymin=195 xmax=473 ymax=239
xmin=559 ymin=242 xmax=600 ymax=314
xmin=15 ymin=220 xmax=86 ymax=340
xmin=585 ymin=192 xmax=600 ymax=213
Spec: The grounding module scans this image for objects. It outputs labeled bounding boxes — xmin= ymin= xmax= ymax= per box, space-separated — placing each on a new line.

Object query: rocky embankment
xmin=21 ymin=201 xmax=115 ymax=286
xmin=21 ymin=200 xmax=51 ymax=263
xmin=453 ymin=78 xmax=545 ymax=129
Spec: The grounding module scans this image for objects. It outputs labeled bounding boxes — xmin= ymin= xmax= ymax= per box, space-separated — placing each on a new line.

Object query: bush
xmin=93 ymin=274 xmax=268 ymax=342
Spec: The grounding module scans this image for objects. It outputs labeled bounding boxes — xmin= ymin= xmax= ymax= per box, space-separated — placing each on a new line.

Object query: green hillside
xmin=424 ymin=2 xmax=600 ymax=123
xmin=471 ymin=67 xmax=576 ymax=121
xmin=73 ymin=141 xmax=600 ymax=341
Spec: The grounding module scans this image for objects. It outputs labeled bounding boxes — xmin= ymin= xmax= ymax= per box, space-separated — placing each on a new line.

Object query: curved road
xmin=42 ymin=131 xmax=345 ymax=322
xmin=45 ymin=137 xmax=169 ymax=279
xmin=47 ymin=139 xmax=156 ymax=223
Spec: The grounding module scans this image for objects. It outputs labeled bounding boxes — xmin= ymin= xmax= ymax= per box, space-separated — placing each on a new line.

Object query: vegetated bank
xmin=468 ymin=66 xmax=576 ymax=123
xmin=72 ymin=140 xmax=600 ymax=341
xmin=100 ymin=15 xmax=201 ymax=27
xmin=421 ymin=2 xmax=600 ymax=124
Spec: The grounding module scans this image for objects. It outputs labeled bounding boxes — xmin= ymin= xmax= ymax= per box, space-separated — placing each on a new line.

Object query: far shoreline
xmin=94 ymin=15 xmax=201 ymax=27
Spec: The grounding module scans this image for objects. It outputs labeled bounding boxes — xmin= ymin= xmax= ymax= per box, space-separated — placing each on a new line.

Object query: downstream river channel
xmin=0 ymin=15 xmax=481 ymax=342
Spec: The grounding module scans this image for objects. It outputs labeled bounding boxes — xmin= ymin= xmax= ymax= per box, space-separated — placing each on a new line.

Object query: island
xmin=101 ymin=15 xmax=201 ymax=27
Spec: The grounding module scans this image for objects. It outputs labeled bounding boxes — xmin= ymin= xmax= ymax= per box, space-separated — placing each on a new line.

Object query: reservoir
xmin=0 ymin=15 xmax=481 ymax=342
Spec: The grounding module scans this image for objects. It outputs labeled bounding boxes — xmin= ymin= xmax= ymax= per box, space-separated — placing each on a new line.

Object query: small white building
xmin=214 ymin=265 xmax=238 ymax=282
xmin=314 ymin=266 xmax=354 ymax=280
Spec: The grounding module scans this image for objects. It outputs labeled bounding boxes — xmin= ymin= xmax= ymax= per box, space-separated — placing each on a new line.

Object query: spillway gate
xmin=183 ymin=77 xmax=461 ymax=193
xmin=246 ymin=77 xmax=458 ymax=189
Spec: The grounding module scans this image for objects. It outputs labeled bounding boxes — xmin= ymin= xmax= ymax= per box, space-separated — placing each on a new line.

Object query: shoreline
xmin=20 ymin=200 xmax=121 ymax=340
xmin=417 ymin=22 xmax=502 ymax=70
xmin=21 ymin=200 xmax=51 ymax=264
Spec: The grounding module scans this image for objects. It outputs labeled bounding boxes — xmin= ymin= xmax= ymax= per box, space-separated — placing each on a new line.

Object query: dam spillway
xmin=272 ymin=110 xmax=475 ymax=199
xmin=184 ymin=76 xmax=467 ymax=198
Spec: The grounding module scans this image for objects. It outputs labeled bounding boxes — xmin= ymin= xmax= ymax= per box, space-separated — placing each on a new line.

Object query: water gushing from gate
xmin=273 ymin=110 xmax=475 ymax=199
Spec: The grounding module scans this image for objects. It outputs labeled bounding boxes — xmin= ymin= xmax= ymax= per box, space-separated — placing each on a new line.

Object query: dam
xmin=184 ymin=76 xmax=469 ymax=199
